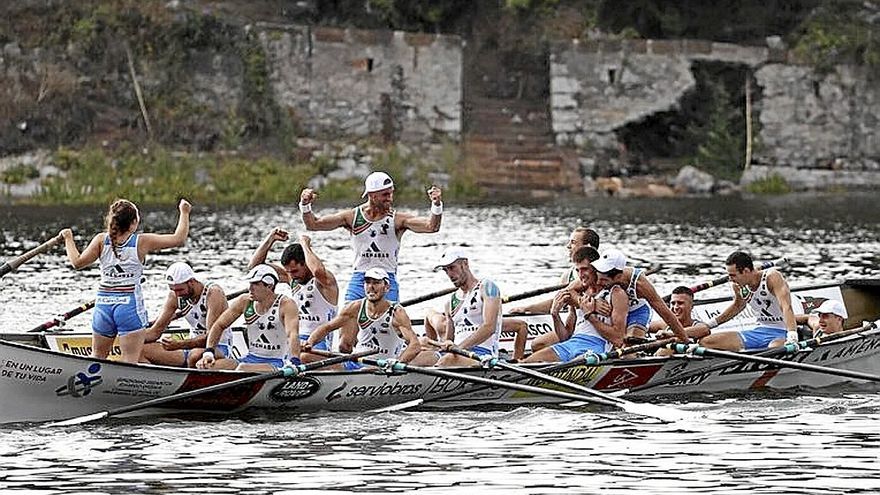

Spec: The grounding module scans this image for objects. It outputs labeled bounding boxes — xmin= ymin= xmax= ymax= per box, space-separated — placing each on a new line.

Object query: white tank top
xmin=745 ymin=270 xmax=787 ymax=330
xmin=623 ymin=268 xmax=649 ymax=312
xmin=350 ymin=206 xmax=399 ymax=272
xmin=243 ymin=294 xmax=290 ymax=359
xmin=352 ymin=300 xmax=404 ymax=359
xmin=449 ymin=280 xmax=502 ymax=353
xmin=572 ymin=290 xmax=611 ymax=349
xmin=180 ymin=282 xmax=233 ymax=348
xmin=98 ymin=233 xmax=143 ymax=293
xmin=291 ymin=278 xmax=337 ymax=339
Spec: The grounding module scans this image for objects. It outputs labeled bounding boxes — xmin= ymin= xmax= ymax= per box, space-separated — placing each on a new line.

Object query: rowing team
xmin=56 ymin=172 xmax=848 ymax=373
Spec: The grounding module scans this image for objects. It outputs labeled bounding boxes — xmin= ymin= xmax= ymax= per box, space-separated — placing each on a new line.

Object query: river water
xmin=1 ymin=193 xmax=880 ymax=493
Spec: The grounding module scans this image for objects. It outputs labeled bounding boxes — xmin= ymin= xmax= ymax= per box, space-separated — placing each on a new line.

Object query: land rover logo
xmin=269 ymin=376 xmax=321 ymax=402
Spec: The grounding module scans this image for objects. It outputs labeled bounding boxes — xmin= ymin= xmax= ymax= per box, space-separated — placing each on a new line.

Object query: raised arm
xmin=392 ymin=306 xmax=421 ymax=363
xmin=60 ymin=230 xmax=102 ymax=270
xmin=138 ymin=199 xmax=192 ymax=255
xmin=300 ymin=234 xmax=338 ymax=301
xmin=249 ymin=228 xmax=288 ymax=269
xmin=397 ymin=186 xmax=442 ymax=234
xmin=299 ymin=188 xmax=353 ymax=231
xmin=458 ymin=280 xmax=502 ymax=350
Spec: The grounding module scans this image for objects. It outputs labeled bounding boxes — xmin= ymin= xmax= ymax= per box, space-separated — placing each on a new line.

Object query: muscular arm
xmin=588 ymin=287 xmax=627 ymax=348
xmin=138 ymin=199 xmax=191 ymax=256
xmin=392 ymin=306 xmax=421 ymax=363
xmin=301 ymin=208 xmax=353 ymax=232
xmin=767 ymin=270 xmax=797 ymax=333
xmin=712 ymin=284 xmax=748 ymax=327
xmin=144 ymin=291 xmax=179 ymax=343
xmin=396 ymin=186 xmax=442 ymax=235
xmin=300 ymin=235 xmax=339 ymax=303
xmin=61 ymin=231 xmax=102 ymax=270
xmin=458 ymin=280 xmax=502 ymax=350
xmin=306 ymin=301 xmax=357 ymax=348
xmin=206 ymin=295 xmax=248 ymax=350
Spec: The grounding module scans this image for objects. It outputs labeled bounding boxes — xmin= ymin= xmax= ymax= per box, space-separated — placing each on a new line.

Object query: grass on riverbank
xmin=16 ymin=142 xmax=480 ymax=206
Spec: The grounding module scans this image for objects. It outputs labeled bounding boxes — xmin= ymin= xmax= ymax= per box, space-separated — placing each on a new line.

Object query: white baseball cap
xmin=245 ymin=264 xmax=279 ymax=286
xmin=364 ymin=268 xmax=389 ymax=281
xmin=165 ymin=262 xmax=196 ymax=285
xmin=434 ymin=247 xmax=468 ymax=271
xmin=592 ymin=248 xmax=626 ymax=273
xmin=813 ymin=299 xmax=848 ymax=319
xmin=362 ymin=171 xmax=394 ymax=197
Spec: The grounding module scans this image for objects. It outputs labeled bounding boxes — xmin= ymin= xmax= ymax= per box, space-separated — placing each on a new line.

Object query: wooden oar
xmin=400 ymin=287 xmax=456 ymax=306
xmin=46 ymin=349 xmax=379 ymax=427
xmin=356 ymin=356 xmax=681 ymax=421
xmin=503 ymin=282 xmax=567 ymax=304
xmin=0 ymin=234 xmax=63 ymax=278
xmin=629 ymin=321 xmax=878 ymax=393
xmin=663 ymin=257 xmax=788 ymax=303
xmin=437 ymin=343 xmax=688 ymax=422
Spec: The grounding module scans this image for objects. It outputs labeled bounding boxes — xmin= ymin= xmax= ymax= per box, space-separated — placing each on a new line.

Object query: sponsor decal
xmin=48 ymin=332 xmax=187 ymax=361
xmin=56 ymin=363 xmax=102 ymax=397
xmin=593 ymin=364 xmax=663 ymax=390
xmin=345 ymin=380 xmax=422 ymax=398
xmin=818 ymin=337 xmax=880 ymax=362
xmin=269 ymin=376 xmax=321 ymax=402
xmin=325 ymin=382 xmax=347 ymax=402
xmin=548 ymin=366 xmax=602 ymax=386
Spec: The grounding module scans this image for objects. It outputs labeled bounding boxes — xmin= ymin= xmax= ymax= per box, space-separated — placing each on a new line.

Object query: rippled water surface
xmin=1 ymin=193 xmax=880 ymax=493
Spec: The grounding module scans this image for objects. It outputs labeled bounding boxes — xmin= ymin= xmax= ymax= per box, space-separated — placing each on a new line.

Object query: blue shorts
xmin=301 ymin=335 xmax=329 ymax=352
xmin=626 ymin=304 xmax=652 ymax=329
xmin=93 ymin=291 xmax=148 ymax=338
xmin=345 ymin=271 xmax=399 ymax=303
xmin=551 ymin=334 xmax=611 ymax=362
xmin=237 ymin=354 xmax=286 ymax=369
xmin=342 ymin=360 xmax=364 ymax=371
xmin=468 ymin=345 xmax=494 ymax=357
xmin=740 ymin=326 xmax=787 ymax=350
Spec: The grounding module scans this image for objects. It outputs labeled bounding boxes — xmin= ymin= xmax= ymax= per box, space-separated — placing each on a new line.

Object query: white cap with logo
xmin=362 ymin=171 xmax=394 ymax=197
xmin=245 ymin=264 xmax=279 ymax=286
xmin=592 ymin=248 xmax=627 ymax=273
xmin=812 ymin=299 xmax=848 ymax=318
xmin=364 ymin=268 xmax=389 ymax=281
xmin=165 ymin=262 xmax=196 ymax=285
xmin=434 ymin=247 xmax=468 ymax=271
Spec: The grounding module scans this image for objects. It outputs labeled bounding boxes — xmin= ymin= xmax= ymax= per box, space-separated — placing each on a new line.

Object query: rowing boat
xmin=1 ymin=278 xmax=878 ymax=424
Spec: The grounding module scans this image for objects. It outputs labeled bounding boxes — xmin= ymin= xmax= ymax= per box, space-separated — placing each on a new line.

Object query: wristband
xmin=706 ymin=317 xmax=718 ymax=329
xmin=202 ymin=351 xmax=214 ymax=361
xmin=431 ymin=202 xmax=443 ymax=215
xmin=299 ymin=202 xmax=312 ymax=214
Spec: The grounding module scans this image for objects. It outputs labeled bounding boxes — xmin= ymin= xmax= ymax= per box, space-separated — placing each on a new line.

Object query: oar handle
xmin=503 ymin=283 xmax=568 ymax=304
xmin=663 ymin=257 xmax=789 ymax=302
xmin=27 ymin=301 xmax=96 ymax=333
xmin=0 ymin=234 xmax=63 ymax=277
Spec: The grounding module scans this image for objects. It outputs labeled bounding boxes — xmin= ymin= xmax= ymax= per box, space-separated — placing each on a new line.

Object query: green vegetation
xmin=791 ymin=3 xmax=880 ymax=76
xmin=0 ymin=163 xmax=40 ymax=184
xmin=746 ymin=174 xmax=792 ymax=194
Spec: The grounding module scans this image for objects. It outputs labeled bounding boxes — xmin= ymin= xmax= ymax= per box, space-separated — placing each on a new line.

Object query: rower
xmin=59 ymin=198 xmax=191 ymax=363
xmin=299 ymin=171 xmax=443 ymax=304
xmin=510 ymin=226 xmax=600 ymax=352
xmin=196 ymin=264 xmax=300 ymax=371
xmin=792 ymin=299 xmax=847 ymax=339
xmin=699 ymin=251 xmax=798 ymax=351
xmin=430 ymin=247 xmax=504 ymax=366
xmin=592 ymin=248 xmax=689 ymax=344
xmin=302 ymin=268 xmax=424 ymax=370
xmin=141 ymin=262 xmax=233 ymax=367
xmin=248 ymin=228 xmax=339 ymax=363
xmin=524 ymin=246 xmax=626 ymax=363
xmin=649 ymin=286 xmax=710 ymax=356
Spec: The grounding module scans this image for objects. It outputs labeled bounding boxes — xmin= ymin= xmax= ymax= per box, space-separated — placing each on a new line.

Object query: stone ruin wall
xmin=551 ymin=38 xmax=880 ymax=188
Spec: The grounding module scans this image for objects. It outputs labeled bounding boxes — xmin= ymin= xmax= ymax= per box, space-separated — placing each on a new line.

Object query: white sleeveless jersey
xmin=98 ymin=233 xmax=143 ymax=293
xmin=242 ymin=294 xmax=290 ymax=359
xmin=623 ymin=268 xmax=649 ymax=312
xmin=291 ymin=278 xmax=337 ymax=339
xmin=179 ymin=282 xmax=232 ymax=348
xmin=350 ymin=206 xmax=399 ymax=272
xmin=745 ymin=270 xmax=787 ymax=329
xmin=448 ymin=280 xmax=502 ymax=353
xmin=352 ymin=300 xmax=405 ymax=359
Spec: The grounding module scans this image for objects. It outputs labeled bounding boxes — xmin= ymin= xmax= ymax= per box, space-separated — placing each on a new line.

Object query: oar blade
xmin=370 ymin=398 xmax=424 ymax=413
xmin=621 ymin=401 xmax=690 ymax=422
xmin=44 ymin=411 xmax=109 ymax=428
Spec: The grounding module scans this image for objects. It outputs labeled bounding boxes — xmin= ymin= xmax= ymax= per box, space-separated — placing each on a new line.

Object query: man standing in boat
xmin=592 ymin=248 xmax=689 ymax=344
xmin=196 ymin=264 xmax=301 ymax=371
xmin=429 ymin=247 xmax=505 ymax=366
xmin=524 ymin=246 xmax=627 ymax=363
xmin=302 ymin=268 xmax=424 ymax=369
xmin=700 ymin=251 xmax=798 ymax=351
xmin=141 ymin=262 xmax=233 ymax=367
xmin=248 ymin=228 xmax=339 ymax=362
xmin=298 ymin=171 xmax=443 ymax=303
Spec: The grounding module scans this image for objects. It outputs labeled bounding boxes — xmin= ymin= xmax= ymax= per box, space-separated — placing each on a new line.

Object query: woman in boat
xmin=59 ymin=198 xmax=192 ymax=363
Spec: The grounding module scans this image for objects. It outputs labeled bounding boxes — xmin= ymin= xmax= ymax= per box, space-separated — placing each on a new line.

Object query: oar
xmin=46 ymin=349 xmax=379 ymax=427
xmin=550 ymin=337 xmax=678 ymax=370
xmin=0 ymin=234 xmax=63 ymax=278
xmin=629 ymin=321 xmax=877 ymax=393
xmin=437 ymin=343 xmax=688 ymax=422
xmin=664 ymin=332 xmax=880 ymax=385
xmin=400 ymin=287 xmax=456 ymax=306
xmin=503 ymin=282 xmax=567 ymax=304
xmin=356 ymin=356 xmax=680 ymax=421
xmin=663 ymin=257 xmax=788 ymax=302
